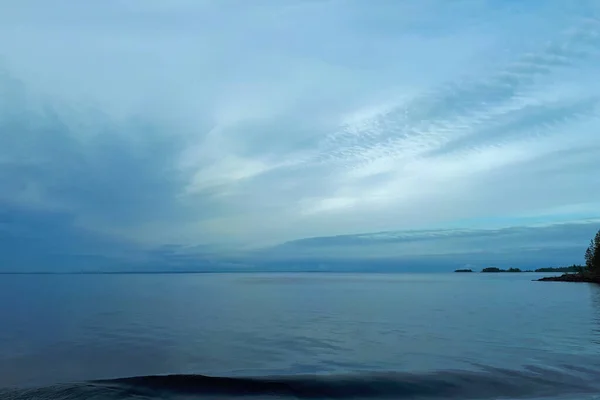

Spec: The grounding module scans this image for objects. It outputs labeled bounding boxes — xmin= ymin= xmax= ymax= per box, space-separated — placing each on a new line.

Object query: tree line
xmin=455 ymin=228 xmax=600 ymax=275
xmin=584 ymin=229 xmax=600 ymax=276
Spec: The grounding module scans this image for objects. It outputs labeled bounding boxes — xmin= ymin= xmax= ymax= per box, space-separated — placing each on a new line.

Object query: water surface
xmin=1 ymin=273 xmax=599 ymax=399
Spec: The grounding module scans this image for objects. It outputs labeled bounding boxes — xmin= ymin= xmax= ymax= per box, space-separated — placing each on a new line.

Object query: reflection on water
xmin=590 ymin=283 xmax=600 ymax=345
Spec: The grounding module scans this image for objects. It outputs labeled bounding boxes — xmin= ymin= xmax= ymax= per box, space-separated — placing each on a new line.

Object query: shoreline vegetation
xmin=454 ymin=266 xmax=582 ymax=273
xmin=537 ymin=228 xmax=599 ymax=283
xmin=455 ymin=229 xmax=600 ymax=284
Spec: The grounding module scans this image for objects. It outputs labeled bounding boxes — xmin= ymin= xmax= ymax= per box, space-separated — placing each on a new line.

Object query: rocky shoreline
xmin=536 ymin=273 xmax=600 ymax=283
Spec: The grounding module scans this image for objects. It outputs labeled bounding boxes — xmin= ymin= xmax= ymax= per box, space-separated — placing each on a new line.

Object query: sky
xmin=1 ymin=0 xmax=599 ymax=272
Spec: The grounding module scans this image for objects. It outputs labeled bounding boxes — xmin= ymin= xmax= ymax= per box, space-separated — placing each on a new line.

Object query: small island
xmin=452 ymin=229 xmax=599 ymax=283
xmin=537 ymin=229 xmax=600 ymax=284
xmin=453 ymin=265 xmax=588 ymax=274
xmin=481 ymin=267 xmax=522 ymax=273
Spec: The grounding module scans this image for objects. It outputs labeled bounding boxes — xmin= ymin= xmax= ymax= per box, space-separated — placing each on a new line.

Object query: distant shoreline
xmin=536 ymin=272 xmax=600 ymax=284
xmin=454 ymin=266 xmax=582 ymax=274
xmin=452 ymin=265 xmax=599 ymax=283
xmin=0 ymin=268 xmax=593 ymax=277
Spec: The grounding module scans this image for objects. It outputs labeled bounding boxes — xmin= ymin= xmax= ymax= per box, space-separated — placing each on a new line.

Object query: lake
xmin=1 ymin=273 xmax=599 ymax=399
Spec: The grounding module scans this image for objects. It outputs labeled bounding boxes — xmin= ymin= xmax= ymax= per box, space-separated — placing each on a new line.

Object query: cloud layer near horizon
xmin=1 ymin=0 xmax=600 ymax=270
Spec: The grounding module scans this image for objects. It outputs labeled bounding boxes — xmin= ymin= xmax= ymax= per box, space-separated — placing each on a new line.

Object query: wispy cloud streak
xmin=0 ymin=0 xmax=599 ymax=269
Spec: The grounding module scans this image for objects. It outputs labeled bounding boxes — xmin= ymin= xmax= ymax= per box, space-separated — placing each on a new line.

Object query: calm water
xmin=1 ymin=273 xmax=599 ymax=399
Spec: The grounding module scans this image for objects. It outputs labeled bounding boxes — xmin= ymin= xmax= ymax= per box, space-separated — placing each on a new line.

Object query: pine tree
xmin=585 ymin=242 xmax=594 ymax=270
xmin=592 ymin=230 xmax=600 ymax=274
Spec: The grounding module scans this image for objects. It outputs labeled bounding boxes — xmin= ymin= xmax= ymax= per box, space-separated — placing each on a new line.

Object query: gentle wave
xmin=3 ymin=365 xmax=600 ymax=400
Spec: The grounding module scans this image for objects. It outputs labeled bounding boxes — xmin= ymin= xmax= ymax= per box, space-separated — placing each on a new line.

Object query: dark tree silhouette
xmin=538 ymin=230 xmax=600 ymax=283
xmin=585 ymin=230 xmax=600 ymax=275
xmin=585 ymin=242 xmax=594 ymax=270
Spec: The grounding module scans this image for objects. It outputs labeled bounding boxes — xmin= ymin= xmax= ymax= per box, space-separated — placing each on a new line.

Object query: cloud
xmin=0 ymin=0 xmax=599 ymax=270
xmin=254 ymin=221 xmax=600 ymax=271
xmin=0 ymin=201 xmax=140 ymax=272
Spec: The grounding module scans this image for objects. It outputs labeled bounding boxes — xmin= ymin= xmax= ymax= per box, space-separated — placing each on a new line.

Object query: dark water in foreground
xmin=1 ymin=273 xmax=599 ymax=399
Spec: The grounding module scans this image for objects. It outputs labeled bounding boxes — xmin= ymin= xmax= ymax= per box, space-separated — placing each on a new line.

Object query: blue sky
xmin=1 ymin=0 xmax=599 ymax=271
